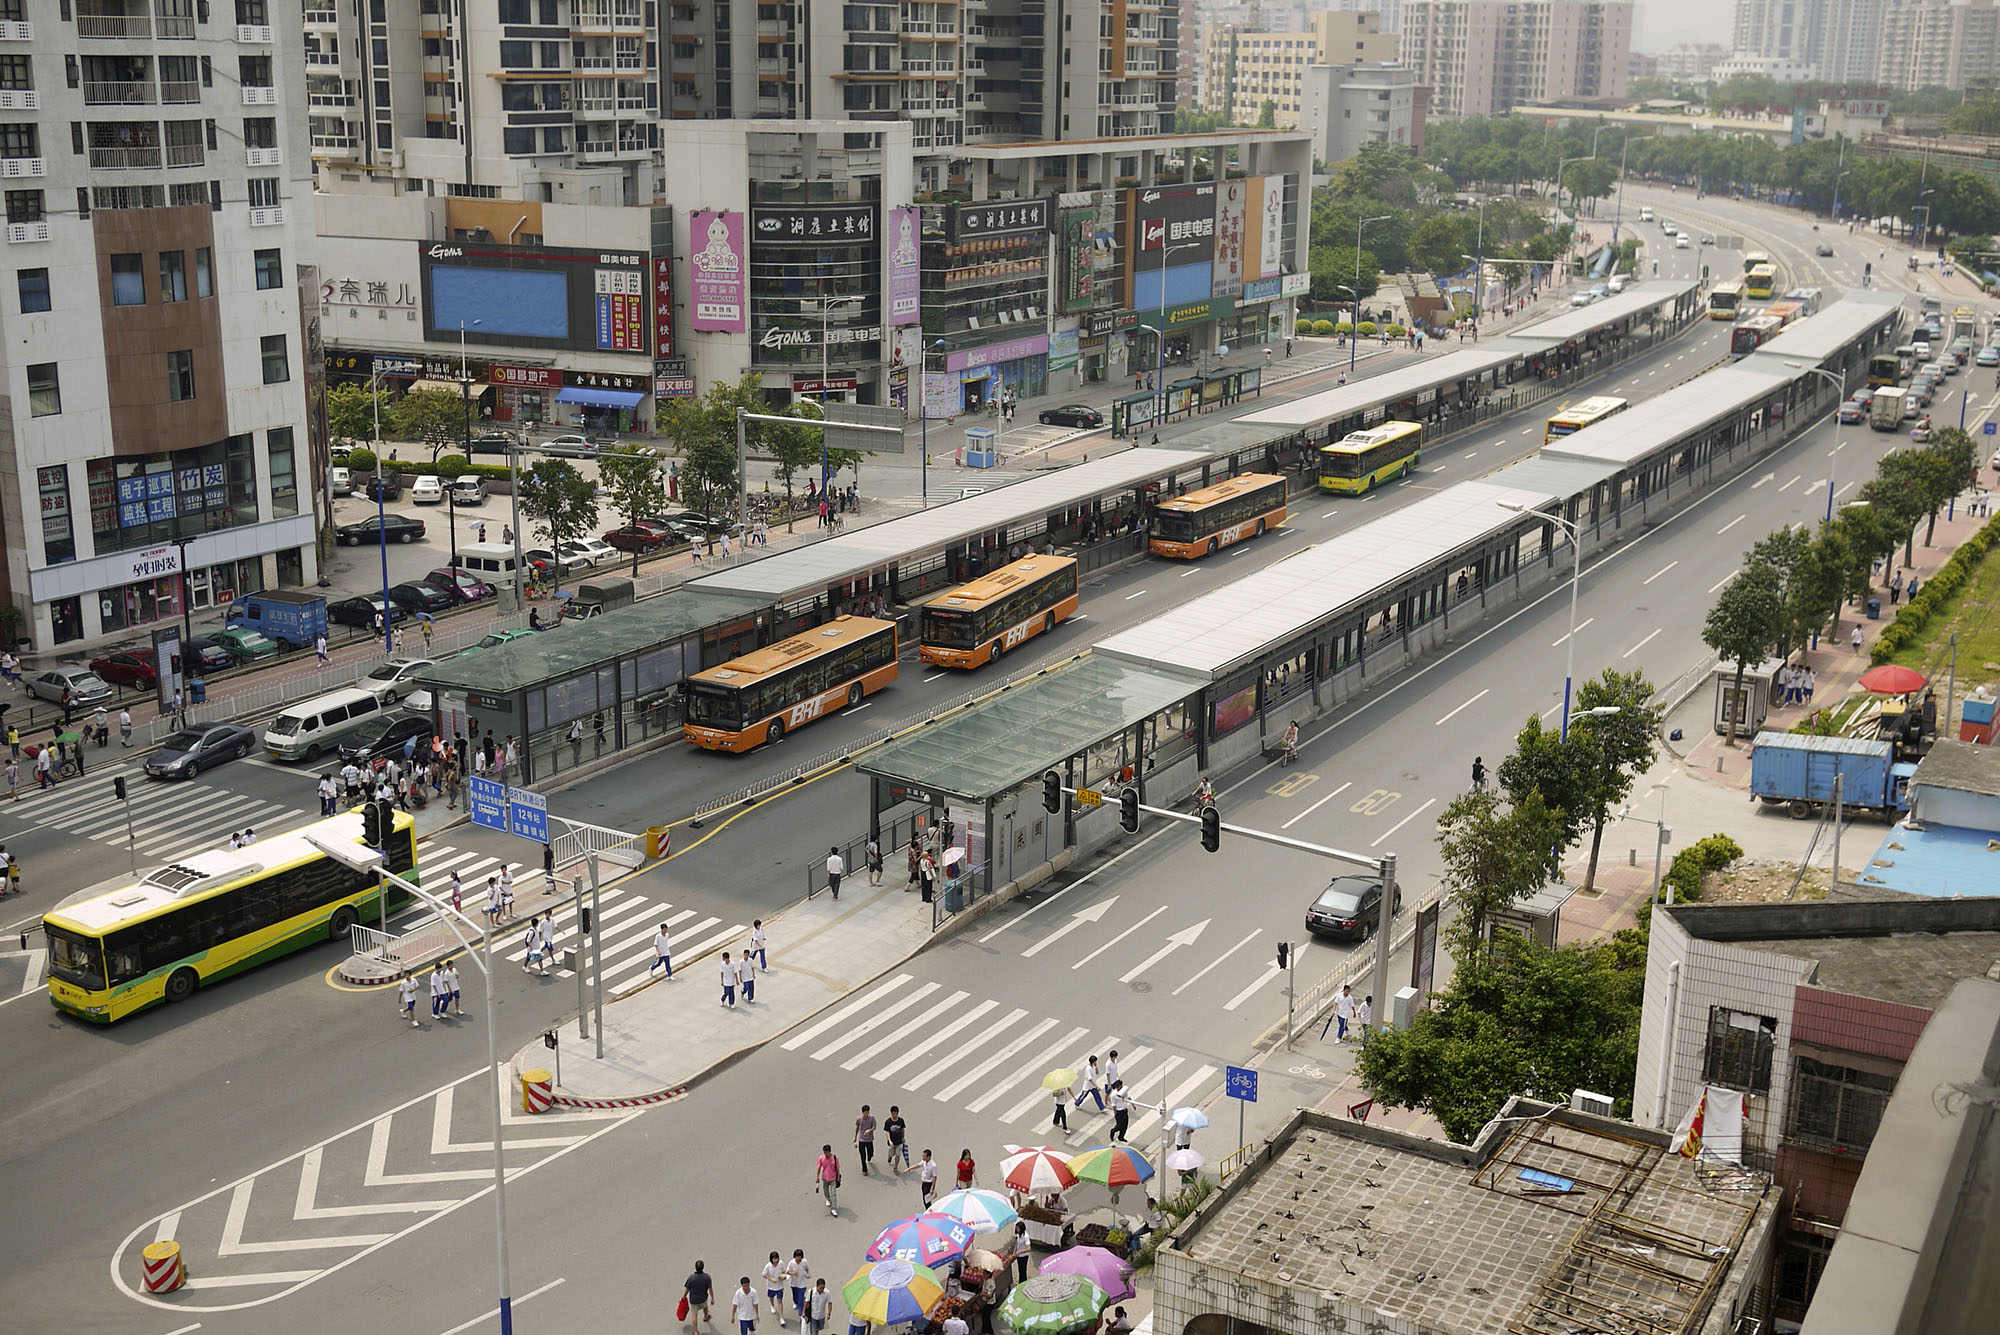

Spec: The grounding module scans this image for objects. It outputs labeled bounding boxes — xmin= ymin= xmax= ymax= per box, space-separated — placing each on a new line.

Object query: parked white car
xmin=409 ymin=475 xmax=445 ymax=505
xmin=557 ymin=538 xmax=619 ymax=569
xmin=359 ymin=657 xmax=436 ymax=704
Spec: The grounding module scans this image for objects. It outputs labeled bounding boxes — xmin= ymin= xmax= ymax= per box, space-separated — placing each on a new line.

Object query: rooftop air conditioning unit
xmin=1570 ymin=1088 xmax=1614 ymax=1117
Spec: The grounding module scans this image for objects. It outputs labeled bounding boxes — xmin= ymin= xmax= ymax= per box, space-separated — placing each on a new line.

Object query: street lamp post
xmin=1611 ymin=135 xmax=1654 ymax=248
xmin=915 ymin=337 xmax=947 ymax=509
xmin=819 ymin=294 xmax=863 ymax=493
xmin=1499 ymin=500 xmax=1587 ymax=739
xmin=1351 ymin=215 xmax=1391 ymax=375
xmin=1150 ymin=237 xmax=1207 ymax=424
xmin=367 ymin=367 xmax=393 ymax=654
xmin=1783 ymin=361 xmax=1849 ymax=524
xmin=1915 ymin=186 xmax=1937 ymax=252
xmin=1830 ymin=133 xmax=1849 ymax=221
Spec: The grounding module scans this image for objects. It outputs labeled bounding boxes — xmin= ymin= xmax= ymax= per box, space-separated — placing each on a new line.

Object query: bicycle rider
xmin=1193 ymin=777 xmax=1216 ymax=807
xmin=1471 ymin=756 xmax=1488 ymax=791
xmin=1280 ymin=720 xmax=1301 ymax=767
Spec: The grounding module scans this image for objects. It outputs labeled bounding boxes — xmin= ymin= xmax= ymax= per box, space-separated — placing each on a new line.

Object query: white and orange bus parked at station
xmin=684 ymin=615 xmax=899 ymax=752
xmin=1147 ymin=473 xmax=1289 ymax=559
xmin=918 ymin=554 xmax=1080 ymax=670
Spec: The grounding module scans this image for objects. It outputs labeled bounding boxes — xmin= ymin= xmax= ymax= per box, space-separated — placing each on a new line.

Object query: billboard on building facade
xmin=886 ymin=206 xmax=921 ymax=327
xmin=945 ymin=198 xmax=1049 ymax=244
xmin=1127 ymin=184 xmax=1217 ymax=312
xmin=1214 ymin=179 xmax=1249 ymax=298
xmin=422 ymin=241 xmax=651 ymax=354
xmin=688 ymin=211 xmax=747 ymax=333
xmin=1259 ymin=176 xmax=1285 ymax=279
xmin=1060 ymin=209 xmax=1094 ymax=313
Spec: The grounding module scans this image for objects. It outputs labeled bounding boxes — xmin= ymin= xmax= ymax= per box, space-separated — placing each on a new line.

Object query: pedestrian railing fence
xmin=805 ymin=808 xmax=930 ymax=900
xmin=349 ymin=923 xmax=396 ymax=961
xmin=929 ymin=858 xmax=992 ymax=931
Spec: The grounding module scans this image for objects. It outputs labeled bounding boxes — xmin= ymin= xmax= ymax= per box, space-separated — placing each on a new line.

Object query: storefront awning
xmin=555 ymin=387 xmax=646 ymax=409
xmin=408 ymin=378 xmax=484 ymax=396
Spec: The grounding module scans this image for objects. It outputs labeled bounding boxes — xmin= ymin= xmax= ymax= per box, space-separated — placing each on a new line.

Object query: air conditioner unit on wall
xmin=1570 ymin=1088 xmax=1615 ymax=1117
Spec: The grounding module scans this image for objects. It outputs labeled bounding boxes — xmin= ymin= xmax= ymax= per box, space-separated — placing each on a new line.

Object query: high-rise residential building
xmin=1402 ymin=0 xmax=1633 ymax=118
xmin=1300 ymin=59 xmax=1425 ymax=163
xmin=309 ymin=2 xmax=1313 ymax=448
xmin=1730 ymin=0 xmax=1826 ymax=76
xmin=1334 ymin=0 xmax=1408 ymax=36
xmin=1877 ymin=0 xmax=2000 ymax=90
xmin=1819 ymin=0 xmax=1887 ymax=82
xmin=1202 ymin=11 xmax=1399 ymax=127
xmin=1 ymin=0 xmax=320 ymax=654
xmin=1651 ymin=42 xmax=1730 ymax=81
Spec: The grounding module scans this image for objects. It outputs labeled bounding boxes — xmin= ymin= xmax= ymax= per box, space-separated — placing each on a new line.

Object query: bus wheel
xmin=163 ymin=967 xmax=199 ymax=1004
xmin=1206 ymin=539 xmax=1218 ymax=555
xmin=1256 ymin=519 xmax=1266 ymax=536
xmin=991 ymin=638 xmax=1004 ymax=662
xmin=848 ymin=683 xmax=862 ymax=707
xmin=766 ymin=717 xmax=786 ymax=744
xmin=329 ymin=906 xmax=358 ymax=941
xmin=1043 ymin=613 xmax=1054 ymax=634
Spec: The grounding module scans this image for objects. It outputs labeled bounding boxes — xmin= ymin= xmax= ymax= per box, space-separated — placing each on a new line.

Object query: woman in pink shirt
xmin=814 ymin=1144 xmax=842 ymax=1216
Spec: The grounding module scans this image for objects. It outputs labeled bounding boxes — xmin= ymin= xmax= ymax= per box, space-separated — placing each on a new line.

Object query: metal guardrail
xmin=1217 ymin=1141 xmax=1255 ymax=1182
xmin=348 ymin=923 xmax=396 ymax=960
xmin=551 ymin=824 xmax=643 ymax=874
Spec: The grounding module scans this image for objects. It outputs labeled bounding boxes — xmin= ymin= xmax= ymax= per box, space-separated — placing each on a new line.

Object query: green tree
xmin=1407 ymin=213 xmax=1471 ymax=277
xmin=1496 ymin=714 xmax=1596 ymax=854
xmin=1256 ymin=99 xmax=1276 ymax=129
xmin=1918 ymin=427 xmax=1979 ymax=546
xmin=1433 ymin=786 xmax=1567 ymax=967
xmin=388 ymin=388 xmax=469 ymax=453
xmin=1862 ymin=450 xmax=1930 ymax=569
xmin=1306 ymin=245 xmax=1380 ymax=305
xmin=662 ymin=374 xmax=766 ymax=528
xmin=1571 ymin=671 xmax=1661 ymax=892
xmin=1702 ymin=563 xmax=1786 ymax=743
xmin=514 ymin=459 xmax=597 ymax=594
xmin=596 ymin=445 xmax=667 ymax=576
xmin=326 ymin=382 xmax=390 ymax=441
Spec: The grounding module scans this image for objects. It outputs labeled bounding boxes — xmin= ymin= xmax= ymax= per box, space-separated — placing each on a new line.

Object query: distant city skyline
xmin=1636 ymin=0 xmax=1737 ymax=54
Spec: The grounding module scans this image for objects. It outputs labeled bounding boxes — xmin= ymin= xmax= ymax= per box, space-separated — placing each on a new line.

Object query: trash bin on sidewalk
xmin=1866 ymin=597 xmax=1882 ymax=620
xmin=189 ymin=679 xmax=206 ymax=704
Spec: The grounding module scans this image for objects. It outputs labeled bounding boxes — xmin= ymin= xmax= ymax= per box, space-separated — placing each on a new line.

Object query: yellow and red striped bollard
xmin=141 ymin=1240 xmax=186 ymax=1293
xmin=520 ymin=1068 xmax=553 ymax=1114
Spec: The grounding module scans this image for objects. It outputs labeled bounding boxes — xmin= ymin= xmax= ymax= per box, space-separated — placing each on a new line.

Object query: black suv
xmin=337 ymin=713 xmax=436 ymax=764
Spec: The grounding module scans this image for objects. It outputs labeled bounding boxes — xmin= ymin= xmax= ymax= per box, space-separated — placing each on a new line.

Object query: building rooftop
xmin=1911 ymin=738 xmax=2000 ymax=800
xmin=1859 ymin=820 xmax=2000 ymax=900
xmin=1161 ymin=1106 xmax=1774 ymax=1335
xmin=1667 ymin=899 xmax=2000 ymax=1011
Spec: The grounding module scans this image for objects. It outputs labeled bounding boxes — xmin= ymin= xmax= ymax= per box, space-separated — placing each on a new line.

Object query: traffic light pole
xmin=114 ymin=776 xmax=137 ymax=873
xmin=1045 ymin=773 xmax=1401 ymax=1036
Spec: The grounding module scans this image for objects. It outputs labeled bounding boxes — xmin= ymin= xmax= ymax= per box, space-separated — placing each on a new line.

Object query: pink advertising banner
xmin=886 ymin=205 xmax=921 ymax=327
xmin=688 ymin=210 xmax=746 ymax=332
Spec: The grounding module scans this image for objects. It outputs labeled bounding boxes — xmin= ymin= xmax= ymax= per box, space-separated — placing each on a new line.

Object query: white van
xmin=262 ymin=687 xmax=387 ymax=762
xmin=1638 ymin=206 xmax=1654 ymax=222
xmin=453 ymin=540 xmax=529 ymax=587
xmin=1607 ymin=274 xmax=1627 ymax=293
xmin=329 ymin=466 xmax=353 ymax=497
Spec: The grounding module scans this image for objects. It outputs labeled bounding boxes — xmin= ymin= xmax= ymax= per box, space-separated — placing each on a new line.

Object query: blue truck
xmin=1749 ymin=732 xmax=1917 ymax=820
xmin=226 ymin=590 xmax=328 ymax=651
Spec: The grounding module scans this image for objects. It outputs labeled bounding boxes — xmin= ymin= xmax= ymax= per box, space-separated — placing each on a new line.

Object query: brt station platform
xmin=853 ymin=293 xmax=1904 ymax=901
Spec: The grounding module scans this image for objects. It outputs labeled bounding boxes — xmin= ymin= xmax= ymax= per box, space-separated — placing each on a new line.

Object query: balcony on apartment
xmin=76 ymin=0 xmax=153 ymax=38
xmin=82 ymin=55 xmax=156 ymax=105
xmin=88 ymin=122 xmax=162 ymax=170
xmin=307 ymin=75 xmax=357 ymax=112
xmin=570 ymin=0 xmax=642 ymax=33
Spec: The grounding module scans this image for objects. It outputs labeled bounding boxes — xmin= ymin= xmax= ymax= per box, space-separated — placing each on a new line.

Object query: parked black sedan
xmin=387 ymin=581 xmax=457 ymax=615
xmin=1038 ymin=404 xmax=1104 ymax=428
xmin=1303 ymin=875 xmax=1402 ymax=942
xmin=336 ymin=514 xmax=427 ymax=546
xmin=145 ymin=722 xmax=257 ymax=780
xmin=337 ymin=713 xmax=436 ymax=765
xmin=328 ymin=595 xmax=409 ymax=628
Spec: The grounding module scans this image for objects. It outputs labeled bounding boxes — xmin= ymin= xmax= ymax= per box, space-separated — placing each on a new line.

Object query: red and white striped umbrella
xmin=1000 ymin=1144 xmax=1079 ymax=1194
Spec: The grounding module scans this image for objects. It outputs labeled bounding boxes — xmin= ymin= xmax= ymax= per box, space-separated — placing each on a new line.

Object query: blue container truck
xmin=1749 ymin=732 xmax=1917 ymax=820
xmin=226 ymin=590 xmax=328 ymax=651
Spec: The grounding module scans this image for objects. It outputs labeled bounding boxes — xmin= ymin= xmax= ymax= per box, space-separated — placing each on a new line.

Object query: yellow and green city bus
xmin=1743 ymin=251 xmax=1770 ymax=275
xmin=1744 ymin=264 xmax=1778 ymax=300
xmin=1317 ymin=420 xmax=1423 ymax=494
xmin=43 ymin=809 xmax=418 ymax=1023
xmin=1707 ymin=279 xmax=1746 ymax=321
xmin=1544 ymin=395 xmax=1629 ymax=443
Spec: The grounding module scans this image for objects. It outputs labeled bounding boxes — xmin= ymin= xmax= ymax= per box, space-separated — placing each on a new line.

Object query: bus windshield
xmin=44 ymin=925 xmax=105 ymax=991
xmin=919 ymin=607 xmax=979 ymax=649
xmin=685 ymin=681 xmax=745 ymax=729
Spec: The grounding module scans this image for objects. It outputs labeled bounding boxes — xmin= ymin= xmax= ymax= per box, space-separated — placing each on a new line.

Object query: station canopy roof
xmin=417 ymin=589 xmax=770 ymax=693
xmin=856 ymin=654 xmax=1207 ymax=802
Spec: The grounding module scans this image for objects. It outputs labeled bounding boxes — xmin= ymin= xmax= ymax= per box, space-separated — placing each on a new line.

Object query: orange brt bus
xmin=684 ymin=615 xmax=899 ymax=752
xmin=1148 ymin=473 xmax=1288 ymax=559
xmin=919 ymin=553 xmax=1079 ymax=669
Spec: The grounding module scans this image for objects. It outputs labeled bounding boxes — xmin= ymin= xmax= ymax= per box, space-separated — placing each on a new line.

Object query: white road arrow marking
xmin=293 ymin=1147 xmax=453 ymax=1220
xmin=429 ymin=1086 xmax=584 ymax=1155
xmin=1069 ymin=904 xmax=1168 ymax=970
xmin=1119 ymin=919 xmax=1210 ymax=983
xmin=363 ymin=1116 xmax=489 ymax=1187
xmin=1021 ymin=896 xmax=1118 ymax=958
xmin=218 ymin=1179 xmax=390 ymax=1256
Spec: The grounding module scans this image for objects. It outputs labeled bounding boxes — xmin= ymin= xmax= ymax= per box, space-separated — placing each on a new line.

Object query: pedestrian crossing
xmin=394 ymin=839 xmax=753 ymax=998
xmin=779 ymin=972 xmax=1219 ymax=1146
xmin=9 ymin=756 xmax=316 ymax=862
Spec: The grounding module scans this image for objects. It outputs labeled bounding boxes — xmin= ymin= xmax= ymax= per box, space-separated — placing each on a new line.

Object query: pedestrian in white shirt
xmin=485 ymin=876 xmax=501 ymax=928
xmin=449 ymin=870 xmax=463 ymax=913
xmin=731 ymin=1277 xmax=760 ymax=1335
xmin=1103 ymin=1049 xmax=1120 ymax=1089
xmin=315 ymin=633 xmax=329 ymax=665
xmin=430 ymin=963 xmax=449 ymax=1017
xmin=1109 ymin=1081 xmax=1132 ymax=1143
xmin=118 ymin=708 xmax=132 ymax=746
xmin=918 ymin=1149 xmax=939 ymax=1208
xmin=397 ymin=972 xmax=420 ymax=1027
xmin=762 ymin=1252 xmax=788 ymax=1326
xmin=737 ymin=952 xmax=756 ymax=1003
xmin=650 ymin=923 xmax=673 ymax=978
xmin=1358 ymin=994 xmax=1373 ymax=1035
xmin=720 ymin=951 xmax=737 ymax=1006
xmin=1074 ymin=1055 xmax=1106 ymax=1111
xmin=825 ymin=847 xmax=845 ymax=900
xmin=749 ymin=919 xmax=767 ymax=970
xmin=805 ymin=1280 xmax=830 ymax=1335
xmin=445 ymin=962 xmax=462 ymax=1016
xmin=785 ymin=1250 xmax=811 ymax=1321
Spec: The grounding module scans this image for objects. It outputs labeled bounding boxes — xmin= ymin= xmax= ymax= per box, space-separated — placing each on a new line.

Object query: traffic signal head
xmin=1200 ymin=804 xmax=1220 ymax=853
xmin=1276 ymin=941 xmax=1290 ymax=969
xmin=361 ymin=800 xmax=383 ymax=847
xmin=1043 ymin=769 xmax=1061 ymax=814
xmin=114 ymin=776 xmax=127 ymax=801
xmin=1119 ymin=786 xmax=1139 ymax=833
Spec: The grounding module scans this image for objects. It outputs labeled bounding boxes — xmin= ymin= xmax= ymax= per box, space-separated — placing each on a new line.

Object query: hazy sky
xmin=1633 ymin=0 xmax=1737 ymax=53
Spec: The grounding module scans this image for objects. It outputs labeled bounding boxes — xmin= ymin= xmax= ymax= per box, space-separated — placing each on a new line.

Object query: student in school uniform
xmin=749 ymin=919 xmax=768 ymax=970
xmin=1108 ymin=1082 xmax=1131 ymax=1143
xmin=737 ymin=951 xmax=756 ymax=1004
xmin=786 ymin=1250 xmax=811 ymax=1322
xmin=651 ymin=923 xmax=674 ymax=978
xmin=445 ymin=961 xmax=463 ymax=1016
xmin=524 ymin=919 xmax=546 ymax=974
xmin=805 ymin=1279 xmax=831 ymax=1335
xmin=397 ymin=972 xmax=420 ymax=1027
xmin=431 ymin=963 xmax=449 ymax=1017
xmin=1074 ymin=1056 xmax=1106 ymax=1111
xmin=762 ymin=1252 xmax=789 ymax=1327
xmin=731 ymin=1277 xmax=760 ymax=1335
xmin=720 ymin=952 xmax=737 ymax=1007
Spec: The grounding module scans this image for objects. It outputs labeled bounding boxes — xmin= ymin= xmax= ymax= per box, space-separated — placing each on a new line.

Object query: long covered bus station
xmin=853 ymin=292 xmax=1904 ymax=911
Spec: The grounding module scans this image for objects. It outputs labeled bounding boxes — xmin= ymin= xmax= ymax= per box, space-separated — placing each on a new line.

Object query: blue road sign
xmin=507 ymin=785 xmax=549 ymax=843
xmin=1984 ymin=420 xmax=1996 ymax=436
xmin=1225 ymin=1065 xmax=1258 ymax=1103
xmin=468 ymin=775 xmax=507 ymax=832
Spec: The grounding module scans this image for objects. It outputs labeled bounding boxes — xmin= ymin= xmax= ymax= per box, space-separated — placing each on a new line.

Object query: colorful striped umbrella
xmin=1064 ymin=1145 xmax=1155 ymax=1188
xmin=842 ymin=1258 xmax=947 ymax=1326
xmin=866 ymin=1212 xmax=978 ymax=1268
xmin=932 ymin=1188 xmax=1021 ymax=1236
xmin=1001 ymin=1145 xmax=1078 ymax=1195
xmin=997 ymin=1272 xmax=1108 ymax=1335
xmin=1038 ymin=1246 xmax=1136 ymax=1302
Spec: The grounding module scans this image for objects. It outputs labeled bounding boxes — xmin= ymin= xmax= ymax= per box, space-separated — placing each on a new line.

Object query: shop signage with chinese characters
xmin=652 ymin=256 xmax=675 ymax=357
xmin=570 ymin=371 xmax=644 ymax=393
xmin=654 ymin=375 xmax=696 ymax=399
xmin=488 ymin=365 xmax=562 ymax=389
xmin=947 ymin=198 xmax=1049 ymax=242
xmin=1085 ymin=309 xmax=1139 ymax=337
xmin=752 ymin=204 xmax=876 ymax=242
xmin=122 ymin=544 xmax=182 ymax=583
xmin=943 ymin=333 xmax=1049 ymax=372
xmin=792 ymin=375 xmax=859 ymax=394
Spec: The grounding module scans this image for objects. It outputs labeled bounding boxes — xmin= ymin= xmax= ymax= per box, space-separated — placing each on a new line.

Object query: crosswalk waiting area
xmin=398 ymin=841 xmax=752 ymax=998
xmin=13 ymin=755 xmax=311 ymax=863
xmin=779 ymin=972 xmax=1219 ymax=1145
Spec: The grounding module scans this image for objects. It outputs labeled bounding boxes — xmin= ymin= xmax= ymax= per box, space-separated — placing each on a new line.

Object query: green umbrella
xmin=998 ymin=1272 xmax=1108 ymax=1335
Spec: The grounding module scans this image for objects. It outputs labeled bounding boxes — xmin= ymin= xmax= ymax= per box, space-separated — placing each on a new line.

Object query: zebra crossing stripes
xmin=477 ymin=871 xmax=750 ymax=996
xmin=17 ymin=760 xmax=312 ymax=860
xmin=778 ymin=972 xmax=1221 ymax=1138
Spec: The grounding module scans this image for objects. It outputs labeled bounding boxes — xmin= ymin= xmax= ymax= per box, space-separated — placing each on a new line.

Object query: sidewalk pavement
xmin=508 ymin=875 xmax=935 ymax=1107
